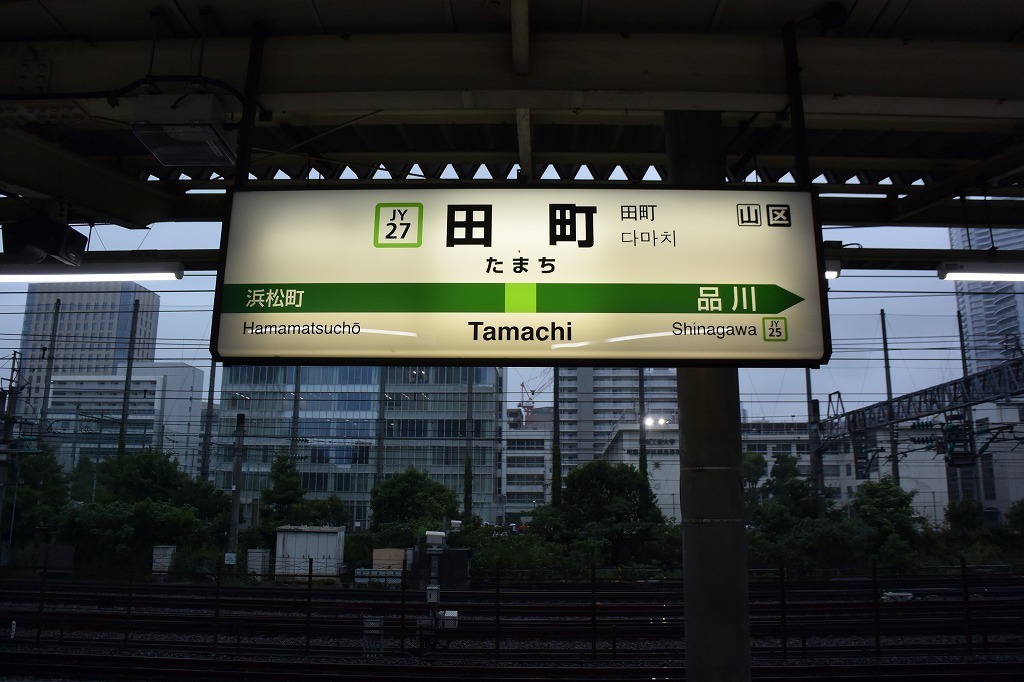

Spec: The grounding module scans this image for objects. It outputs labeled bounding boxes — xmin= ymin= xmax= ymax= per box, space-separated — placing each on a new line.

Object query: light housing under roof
xmin=0 ymin=262 xmax=184 ymax=283
xmin=132 ymin=94 xmax=236 ymax=167
xmin=938 ymin=262 xmax=1024 ymax=282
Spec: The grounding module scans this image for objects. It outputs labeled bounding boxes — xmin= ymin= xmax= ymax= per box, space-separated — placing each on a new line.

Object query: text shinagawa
xmin=672 ymin=322 xmax=757 ymax=339
xmin=243 ymin=321 xmax=360 ymax=335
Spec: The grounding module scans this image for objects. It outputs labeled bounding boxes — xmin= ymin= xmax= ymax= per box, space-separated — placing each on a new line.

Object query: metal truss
xmin=821 ymin=358 xmax=1024 ymax=439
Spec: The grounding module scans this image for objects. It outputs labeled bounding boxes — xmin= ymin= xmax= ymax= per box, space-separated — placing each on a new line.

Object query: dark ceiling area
xmin=1 ymin=0 xmax=1023 ymax=262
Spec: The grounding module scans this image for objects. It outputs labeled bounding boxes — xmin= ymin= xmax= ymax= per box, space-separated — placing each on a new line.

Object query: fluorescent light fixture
xmin=0 ymin=262 xmax=184 ymax=283
xmin=824 ymin=260 xmax=841 ymax=280
xmin=938 ymin=262 xmax=1024 ymax=282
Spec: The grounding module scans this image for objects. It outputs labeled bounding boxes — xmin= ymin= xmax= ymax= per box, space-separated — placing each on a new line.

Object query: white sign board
xmin=213 ymin=188 xmax=830 ymax=365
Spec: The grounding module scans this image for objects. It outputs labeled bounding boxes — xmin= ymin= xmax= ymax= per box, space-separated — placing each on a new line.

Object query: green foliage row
xmin=3 ymin=446 xmax=1023 ymax=581
xmin=743 ymin=451 xmax=1024 ymax=575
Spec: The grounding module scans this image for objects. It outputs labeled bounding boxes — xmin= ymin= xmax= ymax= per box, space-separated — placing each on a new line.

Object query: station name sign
xmin=212 ymin=188 xmax=830 ymax=365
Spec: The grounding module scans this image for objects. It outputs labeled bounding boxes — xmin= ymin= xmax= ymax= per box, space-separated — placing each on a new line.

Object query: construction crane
xmin=517 ymin=370 xmax=554 ymax=422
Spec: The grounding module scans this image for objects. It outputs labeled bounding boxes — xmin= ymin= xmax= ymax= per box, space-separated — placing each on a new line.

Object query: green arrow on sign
xmin=222 ymin=282 xmax=804 ymax=315
xmin=537 ymin=283 xmax=803 ymax=315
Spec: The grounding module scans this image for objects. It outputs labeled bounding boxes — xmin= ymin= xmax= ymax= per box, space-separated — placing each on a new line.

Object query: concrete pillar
xmin=665 ymin=110 xmax=752 ymax=682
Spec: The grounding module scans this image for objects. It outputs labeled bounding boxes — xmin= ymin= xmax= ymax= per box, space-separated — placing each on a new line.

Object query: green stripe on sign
xmin=221 ymin=283 xmax=505 ymax=313
xmin=221 ymin=282 xmax=804 ymax=314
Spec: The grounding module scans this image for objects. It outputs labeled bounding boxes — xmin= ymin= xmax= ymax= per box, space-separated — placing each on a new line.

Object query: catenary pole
xmin=227 ymin=413 xmax=246 ymax=557
xmin=200 ymin=357 xmax=216 ymax=481
xmin=880 ymin=309 xmax=901 ymax=484
xmin=117 ymin=299 xmax=140 ymax=456
xmin=37 ymin=299 xmax=60 ymax=443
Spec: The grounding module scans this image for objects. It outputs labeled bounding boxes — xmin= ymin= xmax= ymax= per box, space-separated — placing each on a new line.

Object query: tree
xmin=551 ymin=443 xmax=562 ymax=507
xmin=746 ymin=452 xmax=853 ymax=573
xmin=62 ymin=449 xmax=231 ymax=575
xmin=93 ymin=448 xmax=229 ymax=527
xmin=1 ymin=448 xmax=68 ymax=549
xmin=850 ymin=476 xmax=921 ymax=570
xmin=762 ymin=452 xmax=802 ymax=498
xmin=261 ymin=454 xmax=306 ymax=520
xmin=68 ymin=454 xmax=96 ymax=503
xmin=755 ymin=453 xmax=826 ymax=522
xmin=529 ymin=460 xmax=664 ymax=565
xmin=59 ymin=499 xmax=206 ymax=576
xmin=369 ymin=468 xmax=458 ymax=529
xmin=1007 ymin=498 xmax=1024 ymax=534
xmin=241 ymin=454 xmax=352 ymax=549
xmin=742 ymin=450 xmax=768 ymax=520
xmin=95 ymin=448 xmax=186 ymax=505
xmin=559 ymin=460 xmax=663 ymax=528
xmin=851 ymin=476 xmax=919 ymax=540
xmin=946 ymin=498 xmax=985 ymax=536
xmin=463 ymin=452 xmax=473 ymax=519
xmin=298 ymin=495 xmax=351 ymax=527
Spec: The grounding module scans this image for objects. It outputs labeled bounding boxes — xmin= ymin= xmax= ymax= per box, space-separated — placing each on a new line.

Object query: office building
xmin=213 ymin=365 xmax=504 ymax=529
xmin=18 ymin=282 xmax=159 ymax=420
xmin=44 ymin=362 xmax=205 ymax=474
xmin=15 ymin=283 xmax=203 ymax=473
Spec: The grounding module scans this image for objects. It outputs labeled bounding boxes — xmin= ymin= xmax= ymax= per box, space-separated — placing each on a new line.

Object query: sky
xmin=0 ymin=196 xmax=967 ymax=424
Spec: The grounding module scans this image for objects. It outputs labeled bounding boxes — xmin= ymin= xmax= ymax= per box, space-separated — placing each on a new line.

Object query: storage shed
xmin=274 ymin=526 xmax=345 ymax=580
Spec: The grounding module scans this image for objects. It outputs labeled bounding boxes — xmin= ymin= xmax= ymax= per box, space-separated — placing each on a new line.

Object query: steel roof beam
xmin=3 ymin=34 xmax=1022 ymax=119
xmin=0 ymin=128 xmax=174 ymax=229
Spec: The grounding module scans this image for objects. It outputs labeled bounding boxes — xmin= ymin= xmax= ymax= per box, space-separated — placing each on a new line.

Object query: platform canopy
xmin=0 ymin=0 xmax=1022 ymax=245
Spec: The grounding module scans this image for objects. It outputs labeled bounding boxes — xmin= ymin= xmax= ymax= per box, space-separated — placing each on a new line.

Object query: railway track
xmin=1 ymin=575 xmax=1021 ymax=678
xmin=2 ymin=648 xmax=1023 ymax=681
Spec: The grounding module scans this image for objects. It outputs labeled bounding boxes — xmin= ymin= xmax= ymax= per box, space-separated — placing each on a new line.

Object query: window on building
xmin=507 ymin=438 xmax=545 ymax=451
xmin=505 ymin=491 xmax=542 ymax=505
xmin=506 ymin=473 xmax=545 ymax=486
xmin=507 ymin=456 xmax=545 ymax=468
xmin=431 ymin=446 xmax=463 ymax=466
xmin=300 ymin=472 xmax=329 ymax=492
xmin=387 ymin=419 xmax=429 ymax=438
xmin=436 ymin=419 xmax=466 ymax=438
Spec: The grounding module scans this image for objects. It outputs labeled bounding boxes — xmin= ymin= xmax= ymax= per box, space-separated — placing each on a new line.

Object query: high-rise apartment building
xmin=946 ymin=227 xmax=1024 ymax=516
xmin=214 ymin=365 xmax=504 ymax=529
xmin=556 ymin=367 xmax=678 ymax=472
xmin=948 ymin=227 xmax=1024 ymax=372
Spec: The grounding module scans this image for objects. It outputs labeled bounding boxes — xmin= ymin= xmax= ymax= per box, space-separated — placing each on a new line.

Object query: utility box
xmin=274 ymin=526 xmax=345 ymax=581
xmin=372 ymin=548 xmax=406 ymax=569
xmin=438 ymin=610 xmax=459 ymax=629
xmin=425 ymin=531 xmax=446 ymax=550
xmin=152 ymin=545 xmax=176 ymax=576
xmin=247 ymin=548 xmax=271 ymax=578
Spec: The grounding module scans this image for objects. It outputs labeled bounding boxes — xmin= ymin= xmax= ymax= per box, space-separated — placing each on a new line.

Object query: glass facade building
xmin=214 ymin=365 xmax=504 ymax=528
